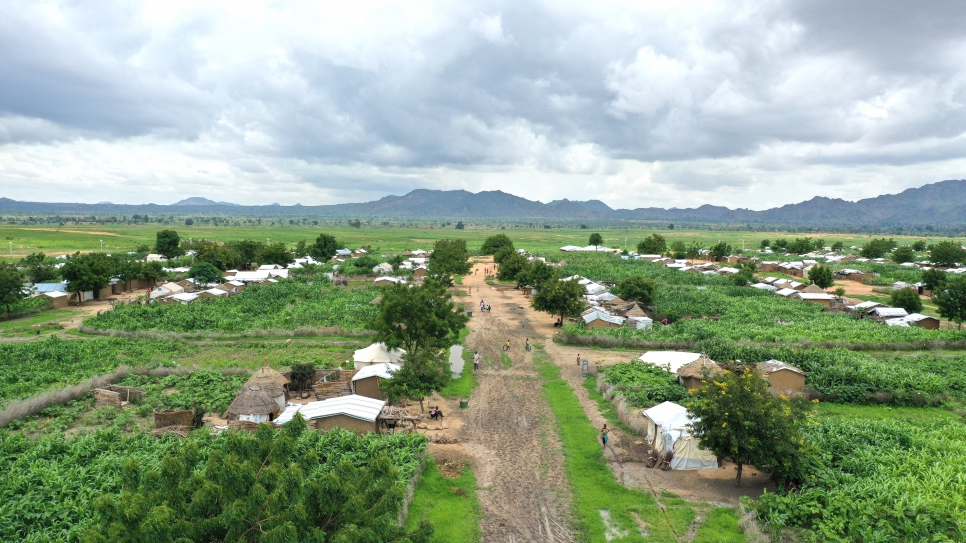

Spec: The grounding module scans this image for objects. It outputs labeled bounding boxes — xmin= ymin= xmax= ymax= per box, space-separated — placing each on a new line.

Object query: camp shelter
xmin=793 ymin=292 xmax=834 ymax=307
xmin=353 ymin=342 xmax=406 ymax=370
xmin=676 ymin=356 xmax=723 ymax=390
xmin=643 ymin=401 xmax=717 ymax=470
xmin=757 ymin=360 xmax=806 ymax=393
xmin=902 ymin=313 xmax=941 ymax=330
xmin=43 ymin=291 xmax=69 ymax=309
xmin=625 ymin=302 xmax=648 ymax=318
xmin=800 ymin=283 xmax=827 ymax=294
xmin=246 ymin=365 xmax=291 ymax=396
xmin=638 ymin=351 xmax=703 ymax=374
xmin=351 ymin=363 xmax=400 ymax=400
xmin=225 ymin=385 xmax=283 ymax=423
xmin=582 ymin=310 xmax=624 ymax=328
xmin=274 ymin=394 xmax=386 ymax=434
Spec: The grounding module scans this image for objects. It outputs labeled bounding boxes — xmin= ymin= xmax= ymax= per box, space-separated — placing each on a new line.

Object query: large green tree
xmin=258 ymin=242 xmax=294 ymax=266
xmin=808 ymin=264 xmax=834 ymax=290
xmin=369 ymin=280 xmax=468 ymax=362
xmin=515 ymin=260 xmax=557 ymax=291
xmin=84 ymin=422 xmax=433 ymax=543
xmin=380 ymin=352 xmax=451 ymax=412
xmin=709 ymin=241 xmax=732 ymax=260
xmin=859 ymin=238 xmax=897 ymax=259
xmin=935 ymin=275 xmax=966 ymax=329
xmin=613 ymin=276 xmax=656 ymax=306
xmin=922 ymin=268 xmax=948 ymax=292
xmin=309 ymin=233 xmax=341 ymax=261
xmin=21 ymin=252 xmax=58 ymax=283
xmin=686 ymin=368 xmax=815 ymax=487
xmin=428 ymin=239 xmax=472 ymax=276
xmin=194 ymin=240 xmax=242 ymax=271
xmin=787 ymin=238 xmax=814 ymax=255
xmin=930 ymin=241 xmax=966 ymax=267
xmin=496 ymin=250 xmax=528 ymax=282
xmin=588 ymin=232 xmax=603 ymax=249
xmin=479 ymin=234 xmax=514 ymax=255
xmin=228 ymin=239 xmax=266 ymax=268
xmin=189 ymin=262 xmax=223 ymax=286
xmin=61 ymin=252 xmax=115 ymax=304
xmin=532 ymin=277 xmax=585 ymax=323
xmin=0 ymin=264 xmax=26 ymax=314
xmin=636 ymin=234 xmax=667 ymax=255
xmin=891 ymin=245 xmax=915 ymax=264
xmin=155 ymin=229 xmax=182 ymax=259
xmin=891 ymin=288 xmax=923 ymax=313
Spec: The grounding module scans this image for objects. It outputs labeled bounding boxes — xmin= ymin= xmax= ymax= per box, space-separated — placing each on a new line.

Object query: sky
xmin=1 ymin=0 xmax=965 ymax=210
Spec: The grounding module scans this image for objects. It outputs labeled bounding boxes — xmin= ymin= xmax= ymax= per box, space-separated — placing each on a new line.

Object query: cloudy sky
xmin=2 ymin=0 xmax=965 ymax=209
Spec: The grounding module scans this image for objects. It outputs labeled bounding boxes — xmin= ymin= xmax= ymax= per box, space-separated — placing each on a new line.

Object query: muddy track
xmin=460 ymin=265 xmax=577 ymax=542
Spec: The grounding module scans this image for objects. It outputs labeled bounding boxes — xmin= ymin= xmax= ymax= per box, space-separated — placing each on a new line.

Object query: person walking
xmin=525 ymin=338 xmax=531 ymax=352
xmin=473 ymin=351 xmax=480 ymax=371
xmin=577 ymin=353 xmax=581 ymax=366
xmin=480 ymin=299 xmax=485 ymax=311
xmin=504 ymin=339 xmax=511 ymax=351
xmin=600 ymin=424 xmax=609 ymax=447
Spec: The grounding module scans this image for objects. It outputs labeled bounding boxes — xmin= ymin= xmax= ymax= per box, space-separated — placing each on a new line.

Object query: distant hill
xmin=172 ymin=197 xmax=240 ymax=206
xmin=2 ymin=180 xmax=966 ymax=229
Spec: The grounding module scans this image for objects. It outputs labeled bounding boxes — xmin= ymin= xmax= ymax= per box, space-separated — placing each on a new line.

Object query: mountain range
xmin=2 ymin=179 xmax=966 ymax=229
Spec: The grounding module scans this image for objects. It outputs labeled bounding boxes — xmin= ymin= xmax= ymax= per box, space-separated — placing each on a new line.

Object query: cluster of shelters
xmin=636 ymin=351 xmax=806 ymax=394
xmin=150 ymin=277 xmax=247 ymax=304
xmin=563 ymin=275 xmax=654 ymax=330
xmin=559 ymin=245 xmax=621 ymax=253
xmin=846 ymin=301 xmax=941 ymax=329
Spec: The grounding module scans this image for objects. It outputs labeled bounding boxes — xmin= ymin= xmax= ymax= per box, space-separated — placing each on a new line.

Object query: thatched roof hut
xmin=225 ymin=385 xmax=283 ymax=423
xmin=246 ymin=365 xmax=290 ymax=392
xmin=676 ymin=356 xmax=723 ymax=390
xmin=625 ymin=302 xmax=647 ymax=317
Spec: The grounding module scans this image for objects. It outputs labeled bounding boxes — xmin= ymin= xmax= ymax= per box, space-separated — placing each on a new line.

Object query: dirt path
xmin=453 ymin=260 xmax=578 ymax=542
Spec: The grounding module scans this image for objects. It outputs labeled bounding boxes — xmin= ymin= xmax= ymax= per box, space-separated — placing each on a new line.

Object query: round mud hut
xmin=225 ymin=385 xmax=283 ymax=423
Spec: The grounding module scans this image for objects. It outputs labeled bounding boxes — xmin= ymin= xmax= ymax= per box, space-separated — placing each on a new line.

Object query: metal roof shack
xmin=757 ymin=359 xmax=805 ymax=376
xmin=352 ymin=363 xmax=401 ymax=382
xmin=274 ymin=394 xmax=386 ymax=425
xmin=638 ymin=351 xmax=703 ymax=374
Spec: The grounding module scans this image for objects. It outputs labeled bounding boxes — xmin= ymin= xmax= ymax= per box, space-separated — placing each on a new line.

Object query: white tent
xmin=352 ymin=343 xmax=406 ymax=370
xmin=638 ymin=352 xmax=703 ymax=374
xmin=643 ymin=401 xmax=717 ymax=470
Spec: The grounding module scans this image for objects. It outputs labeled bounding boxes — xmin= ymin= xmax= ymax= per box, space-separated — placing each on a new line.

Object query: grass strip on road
xmin=440 ymin=330 xmax=478 ymax=399
xmin=533 ymin=346 xmax=745 ymax=543
xmin=404 ymin=457 xmax=482 ymax=543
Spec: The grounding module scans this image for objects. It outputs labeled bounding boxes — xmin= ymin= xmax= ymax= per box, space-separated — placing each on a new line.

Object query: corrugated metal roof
xmin=582 ymin=311 xmax=624 ymax=326
xmin=757 ymin=359 xmax=805 ymax=376
xmin=352 ymin=363 xmax=400 ymax=382
xmin=274 ymin=394 xmax=386 ymax=425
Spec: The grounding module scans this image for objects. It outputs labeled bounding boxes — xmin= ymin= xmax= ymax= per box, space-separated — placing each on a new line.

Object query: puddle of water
xmin=449 ymin=344 xmax=464 ymax=378
xmin=600 ymin=510 xmax=629 ymax=541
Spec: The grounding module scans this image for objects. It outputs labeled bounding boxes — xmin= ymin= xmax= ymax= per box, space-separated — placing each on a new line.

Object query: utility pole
xmin=100 ymin=239 xmax=103 ymax=251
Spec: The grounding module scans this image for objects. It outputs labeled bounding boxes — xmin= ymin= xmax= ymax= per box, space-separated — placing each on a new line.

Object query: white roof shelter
xmin=638 ymin=352 xmax=703 ymax=374
xmin=353 ymin=342 xmax=406 ymax=369
xmin=870 ymin=307 xmax=909 ymax=319
xmin=643 ymin=401 xmax=717 ymax=470
xmin=751 ymin=283 xmax=778 ymax=292
xmin=582 ymin=311 xmax=625 ymax=326
xmin=352 ymin=363 xmax=401 ymax=382
xmin=274 ymin=395 xmax=386 ymax=425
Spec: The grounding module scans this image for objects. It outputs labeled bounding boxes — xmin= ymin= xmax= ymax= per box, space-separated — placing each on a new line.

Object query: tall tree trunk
xmin=736 ymin=462 xmax=743 ymax=487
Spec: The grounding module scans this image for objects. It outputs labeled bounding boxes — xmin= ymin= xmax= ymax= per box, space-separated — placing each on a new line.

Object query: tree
xmin=189 ymin=262 xmax=223 ymax=286
xmin=613 ymin=276 xmax=656 ymax=306
xmin=935 ymin=275 xmax=966 ymax=329
xmin=685 ymin=242 xmax=704 ymax=259
xmin=812 ymin=238 xmax=826 ymax=251
xmin=859 ymin=238 xmax=897 ymax=259
xmin=493 ymin=246 xmax=516 ymax=264
xmin=930 ymin=241 xmax=966 ymax=267
xmin=922 ymin=268 xmax=948 ymax=292
xmin=891 ymin=287 xmax=923 ymax=313
xmin=787 ymin=238 xmax=814 ymax=255
xmin=380 ymin=352 xmax=450 ymax=412
xmin=228 ymin=239 xmax=265 ymax=269
xmin=195 ymin=240 xmax=242 ymax=270
xmin=760 ymin=239 xmax=770 ymax=250
xmin=61 ymin=252 xmax=115 ymax=304
xmin=636 ymin=234 xmax=667 ymax=255
xmin=428 ymin=239 xmax=472 ymax=276
xmin=532 ymin=277 xmax=585 ymax=323
xmin=21 ymin=252 xmax=57 ymax=283
xmin=830 ymin=241 xmax=845 ymax=252
xmin=686 ymin=368 xmax=815 ymax=487
xmin=496 ymin=250 xmax=529 ymax=282
xmin=309 ymin=233 xmax=341 ymax=261
xmin=289 ymin=363 xmax=316 ymax=392
xmin=480 ymin=234 xmax=514 ymax=255
xmin=155 ymin=229 xmax=182 ymax=258
xmin=808 ymin=264 xmax=834 ymax=290
xmin=293 ymin=239 xmax=308 ymax=257
xmin=184 ymin=218 xmax=193 ymax=225
xmin=515 ymin=260 xmax=557 ymax=291
xmin=258 ymin=242 xmax=294 ymax=266
xmin=772 ymin=238 xmax=788 ymax=251
xmin=0 ymin=264 xmax=26 ymax=314
xmin=455 ymin=221 xmax=465 ymax=230
xmin=912 ymin=240 xmax=928 ymax=252
xmin=588 ymin=233 xmax=603 ymax=249
xmin=369 ymin=280 xmax=468 ymax=362
xmin=891 ymin=245 xmax=915 ymax=264
xmin=84 ymin=422 xmax=434 ymax=543
xmin=709 ymin=241 xmax=732 ymax=260
xmin=669 ymin=241 xmax=687 ymax=259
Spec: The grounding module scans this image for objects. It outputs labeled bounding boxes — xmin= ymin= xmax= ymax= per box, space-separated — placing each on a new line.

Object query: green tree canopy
xmin=380 ymin=352 xmax=451 ymax=412
xmin=891 ymin=245 xmax=915 ymax=264
xmin=194 ymin=240 xmax=242 ymax=271
xmin=930 ymin=241 xmax=966 ymax=267
xmin=455 ymin=221 xmax=465 ymax=230
xmin=61 ymin=252 xmax=115 ymax=303
xmin=515 ymin=260 xmax=557 ymax=291
xmin=496 ymin=250 xmax=529 ymax=282
xmin=0 ymin=264 xmax=26 ymax=314
xmin=493 ymin=246 xmax=516 ymax=264
xmin=787 ymin=238 xmax=814 ymax=254
xmin=669 ymin=241 xmax=687 ymax=259
xmin=532 ymin=277 xmax=585 ymax=323
xmin=258 ymin=242 xmax=294 ymax=266
xmin=922 ymin=268 xmax=948 ymax=291
xmin=709 ymin=241 xmax=732 ymax=259
xmin=479 ymin=234 xmax=514 ymax=255
xmin=588 ymin=233 xmax=603 ymax=248
xmin=686 ymin=368 xmax=816 ymax=487
xmin=189 ymin=262 xmax=223 ymax=286
xmin=636 ymin=234 xmax=667 ymax=255
xmin=830 ymin=241 xmax=845 ymax=252
xmin=227 ymin=239 xmax=265 ymax=269
xmin=890 ymin=287 xmax=923 ymax=313
xmin=155 ymin=229 xmax=183 ymax=259
xmin=370 ymin=280 xmax=468 ymax=362
xmin=935 ymin=275 xmax=966 ymax=329
xmin=684 ymin=242 xmax=704 ymax=259
xmin=613 ymin=276 xmax=656 ymax=306
xmin=911 ymin=240 xmax=928 ymax=252
xmin=859 ymin=238 xmax=897 ymax=259
xmin=759 ymin=239 xmax=770 ymax=250
xmin=428 ymin=239 xmax=472 ymax=276
xmin=808 ymin=264 xmax=834 ymax=290
xmin=21 ymin=252 xmax=58 ymax=283
xmin=83 ymin=423 xmax=433 ymax=543
xmin=309 ymin=233 xmax=341 ymax=261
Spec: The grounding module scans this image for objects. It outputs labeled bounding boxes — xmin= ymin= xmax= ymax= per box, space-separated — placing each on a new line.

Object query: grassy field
xmin=404 ymin=458 xmax=483 ymax=543
xmin=0 ymin=223 xmax=956 ymax=261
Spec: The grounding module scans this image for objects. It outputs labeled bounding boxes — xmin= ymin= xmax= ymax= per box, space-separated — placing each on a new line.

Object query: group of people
xmin=479 ymin=299 xmax=491 ymax=313
xmin=502 ymin=338 xmax=531 ymax=352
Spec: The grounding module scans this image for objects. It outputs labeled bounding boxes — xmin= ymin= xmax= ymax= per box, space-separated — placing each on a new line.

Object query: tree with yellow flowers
xmin=686 ymin=366 xmax=816 ymax=487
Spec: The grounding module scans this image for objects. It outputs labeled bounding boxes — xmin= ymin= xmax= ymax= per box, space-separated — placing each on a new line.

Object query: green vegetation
xmin=936 ymin=274 xmax=966 ymax=328
xmin=404 ymin=458 xmax=482 ymax=543
xmin=0 ymin=264 xmax=26 ymax=314
xmin=85 ymin=273 xmax=379 ymax=333
xmin=890 ymin=287 xmax=923 ymax=313
xmin=532 ymin=276 xmax=585 ymax=323
xmin=600 ymin=360 xmax=687 ymax=408
xmin=533 ymin=347 xmax=743 ymax=542
xmin=438 ymin=331 xmax=477 ymax=399
xmin=114 ymin=371 xmax=248 ymax=413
